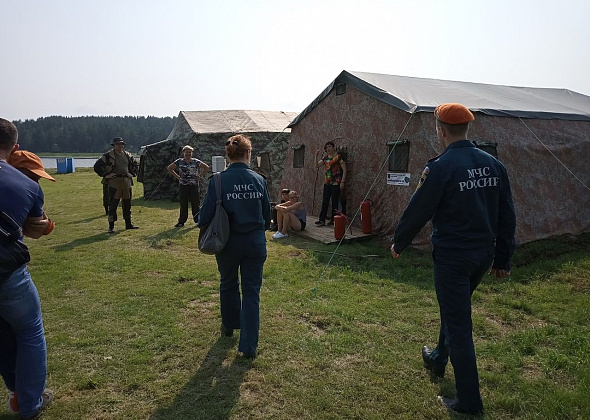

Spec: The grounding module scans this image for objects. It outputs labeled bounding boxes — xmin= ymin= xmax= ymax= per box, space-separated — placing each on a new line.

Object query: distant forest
xmin=12 ymin=116 xmax=177 ymax=154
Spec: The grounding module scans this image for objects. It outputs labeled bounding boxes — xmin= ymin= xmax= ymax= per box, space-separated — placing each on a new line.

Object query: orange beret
xmin=434 ymin=103 xmax=474 ymax=125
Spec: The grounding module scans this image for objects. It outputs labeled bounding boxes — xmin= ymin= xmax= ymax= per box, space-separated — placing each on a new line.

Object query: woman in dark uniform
xmin=198 ymin=134 xmax=270 ymax=359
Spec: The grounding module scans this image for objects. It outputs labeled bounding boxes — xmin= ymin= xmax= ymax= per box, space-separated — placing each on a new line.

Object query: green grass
xmin=1 ymin=168 xmax=588 ymax=420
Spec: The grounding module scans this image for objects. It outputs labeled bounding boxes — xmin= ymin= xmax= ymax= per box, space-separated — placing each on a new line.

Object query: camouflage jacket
xmin=94 ymin=150 xmax=138 ymax=179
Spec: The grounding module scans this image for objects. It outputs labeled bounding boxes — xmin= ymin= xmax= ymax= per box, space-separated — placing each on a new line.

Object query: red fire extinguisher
xmin=334 ymin=214 xmax=346 ymax=240
xmin=360 ymin=199 xmax=372 ymax=234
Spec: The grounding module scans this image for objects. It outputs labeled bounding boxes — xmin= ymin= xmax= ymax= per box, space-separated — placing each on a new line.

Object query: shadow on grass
xmin=149 ymin=337 xmax=252 ymax=420
xmin=131 ymin=196 xmax=178 ymax=209
xmin=53 ymin=232 xmax=114 ymax=252
xmin=280 ymin=234 xmax=435 ymax=291
xmin=69 ymin=214 xmax=106 ymax=224
xmin=143 ymin=226 xmax=198 ymax=244
xmin=284 ymin=232 xmax=590 ymax=291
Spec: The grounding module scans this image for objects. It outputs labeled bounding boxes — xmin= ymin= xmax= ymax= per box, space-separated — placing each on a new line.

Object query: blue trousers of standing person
xmin=430 ymin=246 xmax=494 ymax=412
xmin=215 ymin=230 xmax=267 ymax=356
xmin=0 ymin=266 xmax=47 ymax=418
xmin=318 ymin=184 xmax=340 ymax=222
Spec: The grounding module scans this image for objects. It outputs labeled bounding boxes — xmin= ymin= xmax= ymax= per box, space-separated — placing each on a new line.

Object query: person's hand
xmin=23 ymin=213 xmax=54 ymax=238
xmin=489 ymin=268 xmax=511 ymax=278
xmin=390 ymin=244 xmax=400 ymax=259
xmin=340 ymin=182 xmax=345 ymax=190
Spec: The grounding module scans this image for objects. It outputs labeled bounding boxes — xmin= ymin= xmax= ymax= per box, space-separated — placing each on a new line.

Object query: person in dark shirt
xmin=0 ymin=118 xmax=54 ymax=419
xmin=391 ymin=103 xmax=516 ymax=415
xmin=198 ymin=134 xmax=270 ymax=359
xmin=167 ymin=145 xmax=209 ymax=227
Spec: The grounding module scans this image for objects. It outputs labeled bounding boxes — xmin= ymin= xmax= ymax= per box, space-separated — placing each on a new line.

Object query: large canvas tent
xmin=139 ymin=110 xmax=297 ymax=201
xmin=282 ymin=70 xmax=590 ymax=245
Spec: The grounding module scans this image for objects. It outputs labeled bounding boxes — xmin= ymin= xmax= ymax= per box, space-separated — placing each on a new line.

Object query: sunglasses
xmin=226 ymin=140 xmax=239 ymax=146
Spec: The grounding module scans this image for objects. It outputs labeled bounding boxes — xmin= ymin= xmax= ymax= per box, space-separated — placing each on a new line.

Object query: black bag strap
xmin=0 ymin=211 xmax=24 ymax=242
xmin=214 ymin=173 xmax=223 ymax=206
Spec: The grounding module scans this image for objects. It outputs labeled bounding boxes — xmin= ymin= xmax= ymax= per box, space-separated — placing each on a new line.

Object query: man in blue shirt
xmin=391 ymin=104 xmax=516 ymax=415
xmin=0 ymin=118 xmax=54 ymax=419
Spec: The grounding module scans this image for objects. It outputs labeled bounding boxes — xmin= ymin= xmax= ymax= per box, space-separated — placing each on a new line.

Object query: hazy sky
xmin=2 ymin=0 xmax=589 ymax=121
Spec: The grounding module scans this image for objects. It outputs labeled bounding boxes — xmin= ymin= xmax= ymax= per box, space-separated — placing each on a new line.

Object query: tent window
xmin=293 ymin=145 xmax=305 ymax=168
xmin=256 ymin=151 xmax=271 ymax=171
xmin=387 ymin=141 xmax=410 ymax=172
xmin=335 ymin=83 xmax=346 ymax=96
xmin=474 ymin=141 xmax=498 ymax=158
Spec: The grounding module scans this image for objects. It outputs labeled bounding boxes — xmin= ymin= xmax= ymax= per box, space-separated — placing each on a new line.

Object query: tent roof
xmin=171 ymin=110 xmax=298 ymax=138
xmin=289 ymin=71 xmax=590 ymax=127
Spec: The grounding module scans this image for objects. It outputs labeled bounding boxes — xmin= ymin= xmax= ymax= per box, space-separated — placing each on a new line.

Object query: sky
xmin=2 ymin=0 xmax=589 ymax=121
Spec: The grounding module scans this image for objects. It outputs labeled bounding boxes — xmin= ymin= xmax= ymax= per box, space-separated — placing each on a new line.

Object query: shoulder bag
xmin=198 ymin=173 xmax=230 ymax=254
xmin=0 ymin=211 xmax=31 ymax=282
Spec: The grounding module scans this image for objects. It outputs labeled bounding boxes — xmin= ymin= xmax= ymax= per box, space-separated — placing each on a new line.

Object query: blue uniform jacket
xmin=198 ymin=162 xmax=271 ymax=233
xmin=393 ymin=140 xmax=516 ymax=270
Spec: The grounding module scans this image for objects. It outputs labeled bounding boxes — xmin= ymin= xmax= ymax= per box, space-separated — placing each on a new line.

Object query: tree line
xmin=12 ymin=115 xmax=177 ymax=154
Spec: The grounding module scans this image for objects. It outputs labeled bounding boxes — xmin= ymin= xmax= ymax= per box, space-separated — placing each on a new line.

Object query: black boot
xmin=125 ymin=220 xmax=139 ymax=230
xmin=108 ymin=222 xmax=115 ymax=234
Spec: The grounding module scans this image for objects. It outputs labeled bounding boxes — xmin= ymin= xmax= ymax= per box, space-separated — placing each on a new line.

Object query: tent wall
xmin=141 ymin=131 xmax=291 ymax=202
xmin=282 ymin=84 xmax=590 ymax=245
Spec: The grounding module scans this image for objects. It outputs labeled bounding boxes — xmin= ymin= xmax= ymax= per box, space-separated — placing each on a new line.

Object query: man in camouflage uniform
xmin=94 ymin=137 xmax=139 ymax=233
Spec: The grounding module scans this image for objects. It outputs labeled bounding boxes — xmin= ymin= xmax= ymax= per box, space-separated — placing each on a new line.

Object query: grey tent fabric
xmin=168 ymin=110 xmax=296 ymax=139
xmin=289 ymin=71 xmax=590 ymax=127
xmin=139 ymin=110 xmax=298 ymax=201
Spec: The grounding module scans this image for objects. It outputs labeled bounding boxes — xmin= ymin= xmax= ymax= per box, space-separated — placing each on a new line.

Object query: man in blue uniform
xmin=391 ymin=103 xmax=516 ymax=415
xmin=198 ymin=135 xmax=271 ymax=359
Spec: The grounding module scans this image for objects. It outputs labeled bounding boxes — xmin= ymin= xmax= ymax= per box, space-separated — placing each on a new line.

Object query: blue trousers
xmin=430 ymin=246 xmax=494 ymax=412
xmin=215 ymin=230 xmax=267 ymax=355
xmin=0 ymin=266 xmax=47 ymax=418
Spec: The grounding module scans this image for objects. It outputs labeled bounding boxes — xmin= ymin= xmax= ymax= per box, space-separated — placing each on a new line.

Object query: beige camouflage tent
xmin=282 ymin=70 xmax=590 ymax=245
xmin=138 ymin=110 xmax=297 ymax=201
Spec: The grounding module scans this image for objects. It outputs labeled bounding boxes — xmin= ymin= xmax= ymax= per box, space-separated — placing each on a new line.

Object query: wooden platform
xmin=292 ymin=216 xmax=377 ymax=244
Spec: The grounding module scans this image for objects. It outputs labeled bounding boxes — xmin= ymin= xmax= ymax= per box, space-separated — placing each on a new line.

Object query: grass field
xmin=1 ymin=168 xmax=588 ymax=420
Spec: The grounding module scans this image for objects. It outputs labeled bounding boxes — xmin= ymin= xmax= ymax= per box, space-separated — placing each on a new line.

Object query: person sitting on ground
xmin=269 ymin=188 xmax=290 ymax=231
xmin=272 ymin=190 xmax=306 ymax=239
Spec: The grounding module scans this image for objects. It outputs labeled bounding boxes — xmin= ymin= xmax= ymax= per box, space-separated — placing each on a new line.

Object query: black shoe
xmin=125 ymin=223 xmax=139 ymax=230
xmin=242 ymin=352 xmax=256 ymax=360
xmin=220 ymin=324 xmax=233 ymax=337
xmin=438 ymin=396 xmax=484 ymax=416
xmin=326 ymin=220 xmax=334 ymax=226
xmin=422 ymin=346 xmax=445 ymax=378
xmin=108 ymin=222 xmax=115 ymax=234
xmin=314 ymin=220 xmax=326 ymax=226
xmin=174 ymin=222 xmax=184 ymax=228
